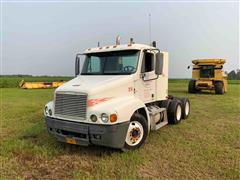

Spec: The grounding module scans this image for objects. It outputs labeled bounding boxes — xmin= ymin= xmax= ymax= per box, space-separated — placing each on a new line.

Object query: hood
xmin=56 ymin=75 xmax=134 ymax=97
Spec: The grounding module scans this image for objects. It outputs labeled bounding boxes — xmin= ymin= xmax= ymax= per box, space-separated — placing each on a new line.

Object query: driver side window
xmin=141 ymin=52 xmax=154 ymax=73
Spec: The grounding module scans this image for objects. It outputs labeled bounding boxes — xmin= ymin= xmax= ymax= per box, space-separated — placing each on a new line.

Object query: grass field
xmin=1 ymin=80 xmax=240 ymax=179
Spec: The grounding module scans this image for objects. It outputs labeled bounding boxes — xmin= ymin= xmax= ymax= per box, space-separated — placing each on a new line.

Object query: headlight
xmin=44 ymin=101 xmax=54 ymax=117
xmin=90 ymin=114 xmax=98 ymax=122
xmin=101 ymin=113 xmax=109 ymax=123
xmin=44 ymin=106 xmax=48 ymax=115
xmin=45 ymin=106 xmax=53 ymax=116
xmin=48 ymin=109 xmax=52 ymax=116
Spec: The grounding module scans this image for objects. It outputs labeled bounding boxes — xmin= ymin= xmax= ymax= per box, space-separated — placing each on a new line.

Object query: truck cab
xmin=44 ymin=39 xmax=190 ymax=150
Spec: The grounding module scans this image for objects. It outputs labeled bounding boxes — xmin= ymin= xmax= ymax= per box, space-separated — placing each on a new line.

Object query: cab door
xmin=134 ymin=50 xmax=157 ymax=103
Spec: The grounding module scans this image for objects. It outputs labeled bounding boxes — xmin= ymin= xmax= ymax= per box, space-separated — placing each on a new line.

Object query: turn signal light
xmin=110 ymin=114 xmax=117 ymax=123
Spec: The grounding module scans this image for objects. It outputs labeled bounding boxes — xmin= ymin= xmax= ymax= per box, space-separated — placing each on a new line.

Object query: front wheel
xmin=188 ymin=80 xmax=196 ymax=93
xmin=215 ymin=81 xmax=224 ymax=94
xmin=122 ymin=113 xmax=148 ymax=151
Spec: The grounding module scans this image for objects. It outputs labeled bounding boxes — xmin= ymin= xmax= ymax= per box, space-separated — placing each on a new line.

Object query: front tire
xmin=188 ymin=80 xmax=196 ymax=93
xmin=167 ymin=100 xmax=182 ymax=124
xmin=215 ymin=81 xmax=224 ymax=94
xmin=122 ymin=113 xmax=148 ymax=151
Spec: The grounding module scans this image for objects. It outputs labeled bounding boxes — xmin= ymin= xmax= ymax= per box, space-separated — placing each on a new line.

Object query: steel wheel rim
xmin=176 ymin=105 xmax=182 ymax=121
xmin=185 ymin=102 xmax=190 ymax=116
xmin=125 ymin=121 xmax=144 ymax=146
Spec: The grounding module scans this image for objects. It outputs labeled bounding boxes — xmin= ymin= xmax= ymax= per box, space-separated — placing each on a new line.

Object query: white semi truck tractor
xmin=44 ymin=38 xmax=190 ymax=151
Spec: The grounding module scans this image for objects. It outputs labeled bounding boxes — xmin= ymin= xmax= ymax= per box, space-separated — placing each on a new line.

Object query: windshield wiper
xmin=103 ymin=72 xmax=131 ymax=75
xmin=81 ymin=72 xmax=131 ymax=75
xmin=81 ymin=73 xmax=103 ymax=75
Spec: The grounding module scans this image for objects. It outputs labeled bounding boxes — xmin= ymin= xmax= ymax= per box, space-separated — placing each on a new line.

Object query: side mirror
xmin=75 ymin=56 xmax=80 ymax=76
xmin=155 ymin=52 xmax=163 ymax=75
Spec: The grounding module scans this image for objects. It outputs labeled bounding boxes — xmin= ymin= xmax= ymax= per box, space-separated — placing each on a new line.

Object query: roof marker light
xmin=128 ymin=38 xmax=134 ymax=46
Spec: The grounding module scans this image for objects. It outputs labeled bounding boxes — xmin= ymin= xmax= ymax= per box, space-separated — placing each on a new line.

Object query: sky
xmin=1 ymin=1 xmax=239 ymax=78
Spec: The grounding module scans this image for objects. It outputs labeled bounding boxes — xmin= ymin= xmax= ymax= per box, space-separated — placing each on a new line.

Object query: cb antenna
xmin=148 ymin=13 xmax=152 ymax=46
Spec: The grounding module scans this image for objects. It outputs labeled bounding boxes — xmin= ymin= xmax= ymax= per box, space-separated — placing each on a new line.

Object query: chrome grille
xmin=54 ymin=93 xmax=87 ymax=120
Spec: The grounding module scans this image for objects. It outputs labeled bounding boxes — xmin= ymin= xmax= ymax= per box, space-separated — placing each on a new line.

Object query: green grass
xmin=1 ymin=80 xmax=240 ymax=179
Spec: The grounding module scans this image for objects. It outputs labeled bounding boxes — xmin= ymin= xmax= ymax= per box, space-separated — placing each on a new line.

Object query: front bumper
xmin=196 ymin=80 xmax=214 ymax=90
xmin=45 ymin=117 xmax=129 ymax=149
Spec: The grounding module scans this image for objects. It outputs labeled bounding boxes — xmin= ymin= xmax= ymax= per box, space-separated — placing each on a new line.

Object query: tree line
xmin=227 ymin=69 xmax=240 ymax=80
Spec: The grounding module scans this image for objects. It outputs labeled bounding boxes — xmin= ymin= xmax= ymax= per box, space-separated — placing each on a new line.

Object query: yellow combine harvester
xmin=188 ymin=59 xmax=228 ymax=94
xmin=19 ymin=80 xmax=65 ymax=89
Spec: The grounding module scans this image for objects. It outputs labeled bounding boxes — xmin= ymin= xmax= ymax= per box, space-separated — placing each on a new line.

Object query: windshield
xmin=81 ymin=50 xmax=140 ymax=75
xmin=200 ymin=65 xmax=215 ymax=78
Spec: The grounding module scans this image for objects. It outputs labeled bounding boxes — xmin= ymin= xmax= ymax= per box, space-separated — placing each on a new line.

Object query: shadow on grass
xmin=55 ymin=141 xmax=120 ymax=156
xmin=18 ymin=126 xmax=121 ymax=157
xmin=169 ymin=89 xmax=188 ymax=94
xmin=193 ymin=91 xmax=217 ymax=95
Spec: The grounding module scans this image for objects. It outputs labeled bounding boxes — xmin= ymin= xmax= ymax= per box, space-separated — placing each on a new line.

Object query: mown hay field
xmin=1 ymin=79 xmax=239 ymax=179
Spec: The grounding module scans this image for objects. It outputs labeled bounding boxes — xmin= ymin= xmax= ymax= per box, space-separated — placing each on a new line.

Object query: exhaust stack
xmin=152 ymin=41 xmax=156 ymax=47
xmin=116 ymin=35 xmax=121 ymax=45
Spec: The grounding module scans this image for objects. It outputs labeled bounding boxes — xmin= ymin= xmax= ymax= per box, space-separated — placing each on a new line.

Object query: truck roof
xmin=84 ymin=43 xmax=156 ymax=54
xmin=192 ymin=59 xmax=226 ymax=65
